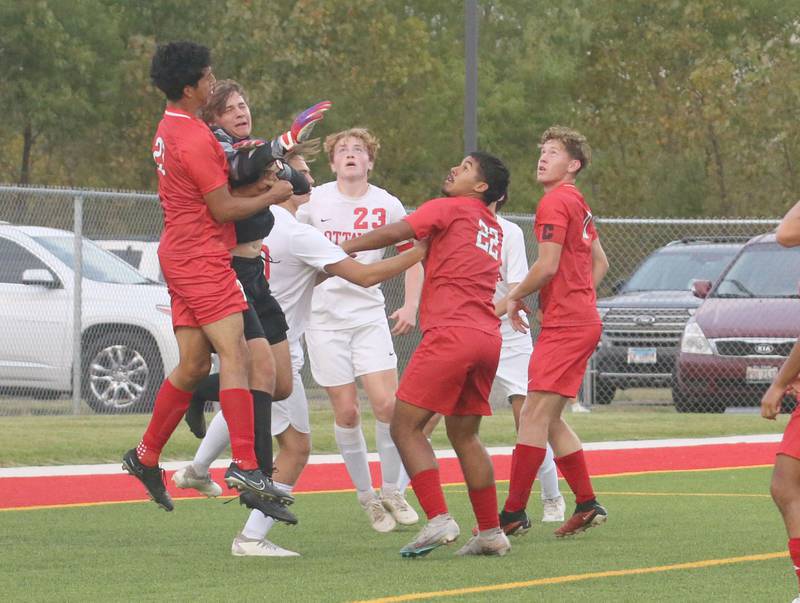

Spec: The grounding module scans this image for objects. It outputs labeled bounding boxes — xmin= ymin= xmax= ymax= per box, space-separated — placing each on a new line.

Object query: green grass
xmin=0 ymin=467 xmax=792 ymax=601
xmin=0 ymin=403 xmax=787 ymax=467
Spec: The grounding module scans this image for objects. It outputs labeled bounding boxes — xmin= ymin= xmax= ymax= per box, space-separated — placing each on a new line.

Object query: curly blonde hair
xmin=324 ymin=128 xmax=380 ymax=164
xmin=540 ymin=126 xmax=592 ymax=174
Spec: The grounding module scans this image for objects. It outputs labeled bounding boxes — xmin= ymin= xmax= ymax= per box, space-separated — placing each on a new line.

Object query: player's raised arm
xmin=326 ymin=241 xmax=427 ymax=288
xmin=341 ymin=221 xmax=416 ymax=254
xmin=204 ymin=180 xmax=293 ymax=223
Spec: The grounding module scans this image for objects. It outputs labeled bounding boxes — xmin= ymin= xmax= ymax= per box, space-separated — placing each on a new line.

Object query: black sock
xmin=252 ymin=390 xmax=274 ymax=474
xmin=192 ymin=372 xmax=221 ymax=405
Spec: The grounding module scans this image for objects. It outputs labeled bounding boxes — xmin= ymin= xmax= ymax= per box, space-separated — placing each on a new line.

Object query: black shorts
xmin=233 ymin=255 xmax=288 ymax=345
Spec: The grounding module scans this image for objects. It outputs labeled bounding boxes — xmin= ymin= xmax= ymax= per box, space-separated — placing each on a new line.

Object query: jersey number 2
xmin=354 ymin=207 xmax=387 ymax=230
xmin=475 ymin=219 xmax=500 ymax=260
xmin=153 ymin=137 xmax=166 ymax=176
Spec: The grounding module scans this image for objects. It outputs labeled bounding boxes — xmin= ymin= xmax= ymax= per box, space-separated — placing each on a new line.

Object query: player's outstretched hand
xmin=232 ymin=138 xmax=267 ymax=151
xmin=390 ymin=305 xmax=417 ymax=336
xmin=509 ymin=298 xmax=531 ymax=334
xmin=761 ymin=382 xmax=785 ymax=420
xmin=264 ymin=180 xmax=294 ymax=205
xmin=280 ymin=101 xmax=332 ymax=151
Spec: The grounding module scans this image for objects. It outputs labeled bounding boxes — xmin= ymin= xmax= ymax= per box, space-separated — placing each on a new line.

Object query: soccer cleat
xmin=184 ymin=397 xmax=207 ymax=439
xmin=541 ymin=495 xmax=567 ymax=522
xmin=239 ymin=491 xmax=298 ymax=525
xmin=172 ymin=464 xmax=222 ymax=498
xmin=570 ymin=402 xmax=591 ymax=413
xmin=224 ymin=463 xmax=294 ymax=505
xmin=381 ymin=490 xmax=420 ymax=525
xmin=456 ymin=528 xmax=511 ymax=557
xmin=554 ymin=502 xmax=608 ymax=537
xmin=360 ymin=495 xmax=397 ymax=533
xmin=499 ymin=508 xmax=532 ymax=536
xmin=121 ymin=448 xmax=174 ymax=511
xmin=400 ymin=514 xmax=460 ymax=558
xmin=231 ymin=533 xmax=300 ymax=557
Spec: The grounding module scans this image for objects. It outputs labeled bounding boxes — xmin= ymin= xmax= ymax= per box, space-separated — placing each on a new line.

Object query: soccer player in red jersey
xmin=499 ymin=126 xmax=610 ymax=538
xmin=762 ymin=199 xmax=800 ymax=603
xmin=342 ymin=151 xmax=512 ymax=558
xmin=122 ymin=42 xmax=293 ymax=511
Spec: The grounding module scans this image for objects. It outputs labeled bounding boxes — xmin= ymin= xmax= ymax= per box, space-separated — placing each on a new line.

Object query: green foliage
xmin=2 ymin=0 xmax=799 ymax=216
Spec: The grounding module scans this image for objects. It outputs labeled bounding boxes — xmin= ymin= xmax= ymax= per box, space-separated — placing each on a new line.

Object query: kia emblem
xmin=754 ymin=344 xmax=774 ymax=355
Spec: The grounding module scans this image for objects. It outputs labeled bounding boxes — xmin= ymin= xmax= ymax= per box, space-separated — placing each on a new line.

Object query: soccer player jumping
xmin=499 ymin=126 xmax=610 ymax=538
xmin=343 ymin=151 xmax=511 ymax=558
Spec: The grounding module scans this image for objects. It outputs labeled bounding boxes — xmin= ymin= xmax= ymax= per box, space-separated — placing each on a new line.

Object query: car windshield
xmin=713 ymin=243 xmax=800 ymax=299
xmin=33 ymin=236 xmax=150 ymax=284
xmin=623 ymin=247 xmax=738 ymax=292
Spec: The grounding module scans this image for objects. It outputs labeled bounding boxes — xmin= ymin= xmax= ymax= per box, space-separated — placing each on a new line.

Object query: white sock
xmin=538 ymin=444 xmax=561 ymax=500
xmin=375 ymin=420 xmax=403 ymax=495
xmin=334 ymin=423 xmax=374 ymax=495
xmin=191 ymin=411 xmax=229 ymax=475
xmin=241 ymin=481 xmax=293 ymax=540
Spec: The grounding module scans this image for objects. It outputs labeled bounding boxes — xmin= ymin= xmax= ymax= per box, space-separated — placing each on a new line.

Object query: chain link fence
xmin=0 ymin=185 xmax=789 ymax=416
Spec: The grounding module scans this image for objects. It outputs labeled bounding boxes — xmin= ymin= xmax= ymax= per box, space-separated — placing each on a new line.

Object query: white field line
xmin=0 ymin=433 xmax=780 ymax=479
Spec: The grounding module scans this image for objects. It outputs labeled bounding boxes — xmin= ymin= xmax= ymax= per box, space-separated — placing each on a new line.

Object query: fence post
xmin=580 ymin=352 xmax=596 ymax=407
xmin=72 ymin=195 xmax=83 ymax=415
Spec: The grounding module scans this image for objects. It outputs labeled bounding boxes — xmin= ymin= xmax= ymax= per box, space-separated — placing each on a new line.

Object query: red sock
xmin=219 ymin=388 xmax=258 ymax=470
xmin=469 ymin=485 xmax=500 ymax=531
xmin=137 ymin=379 xmax=193 ymax=466
xmin=504 ymin=444 xmax=547 ymax=513
xmin=789 ymin=538 xmax=800 ymax=590
xmin=410 ymin=468 xmax=448 ymax=520
xmin=555 ymin=449 xmax=595 ymax=504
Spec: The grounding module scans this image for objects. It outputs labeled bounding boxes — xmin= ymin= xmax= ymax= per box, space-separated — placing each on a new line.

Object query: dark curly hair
xmin=150 ymin=41 xmax=211 ymax=101
xmin=469 ymin=151 xmax=510 ymax=206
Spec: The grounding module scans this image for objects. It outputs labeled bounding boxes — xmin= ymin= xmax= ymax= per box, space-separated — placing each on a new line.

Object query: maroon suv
xmin=674 ymin=233 xmax=800 ymax=412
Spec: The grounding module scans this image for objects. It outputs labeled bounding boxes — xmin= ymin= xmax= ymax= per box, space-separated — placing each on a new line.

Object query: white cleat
xmin=360 ymin=494 xmax=397 ymax=533
xmin=400 ymin=514 xmax=460 ymax=558
xmin=381 ymin=490 xmax=420 ymax=525
xmin=456 ymin=527 xmax=511 ymax=556
xmin=570 ymin=402 xmax=591 ymax=413
xmin=231 ymin=533 xmax=300 ymax=557
xmin=172 ymin=465 xmax=222 ymax=497
xmin=541 ymin=495 xmax=566 ymax=522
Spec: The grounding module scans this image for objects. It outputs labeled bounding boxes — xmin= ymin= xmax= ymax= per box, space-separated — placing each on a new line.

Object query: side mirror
xmin=691 ymin=279 xmax=712 ymax=299
xmin=21 ymin=269 xmax=60 ymax=289
xmin=611 ymin=280 xmax=625 ymax=295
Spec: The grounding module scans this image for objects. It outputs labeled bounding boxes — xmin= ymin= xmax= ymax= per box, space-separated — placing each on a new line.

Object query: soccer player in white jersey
xmin=296 ymin=128 xmax=423 ymax=532
xmin=176 ymin=145 xmax=423 ymax=556
xmin=493 ymin=213 xmax=566 ymax=524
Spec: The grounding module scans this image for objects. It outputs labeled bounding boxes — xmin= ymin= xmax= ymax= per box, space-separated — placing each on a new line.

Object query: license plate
xmin=745 ymin=365 xmax=778 ymax=383
xmin=627 ymin=347 xmax=657 ymax=364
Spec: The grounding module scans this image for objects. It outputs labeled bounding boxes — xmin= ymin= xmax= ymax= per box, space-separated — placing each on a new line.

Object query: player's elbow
xmin=776 ymin=225 xmax=800 ymax=248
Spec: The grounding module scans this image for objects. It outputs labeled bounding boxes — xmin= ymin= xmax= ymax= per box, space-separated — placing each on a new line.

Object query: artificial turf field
xmin=0 ymin=465 xmax=793 ymax=602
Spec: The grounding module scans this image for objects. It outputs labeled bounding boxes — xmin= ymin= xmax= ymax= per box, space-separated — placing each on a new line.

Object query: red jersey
xmin=152 ymin=108 xmax=233 ymax=258
xmin=405 ymin=196 xmax=502 ymax=335
xmin=534 ymin=182 xmax=600 ymax=327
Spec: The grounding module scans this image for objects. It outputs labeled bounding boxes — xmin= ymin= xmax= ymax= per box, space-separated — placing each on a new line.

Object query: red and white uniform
xmin=151 ymin=107 xmax=247 ymax=327
xmin=528 ymin=183 xmax=601 ymax=397
xmin=397 ymin=196 xmax=503 ymax=416
xmin=296 ymin=182 xmax=411 ymax=386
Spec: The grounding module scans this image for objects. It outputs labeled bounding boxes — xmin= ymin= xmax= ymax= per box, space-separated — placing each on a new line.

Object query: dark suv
xmin=594 ymin=238 xmax=744 ymax=404
xmin=674 ymin=233 xmax=800 ymax=412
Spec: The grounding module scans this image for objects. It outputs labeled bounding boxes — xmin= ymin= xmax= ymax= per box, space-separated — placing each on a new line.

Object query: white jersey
xmin=265 ymin=205 xmax=350 ymax=347
xmin=296 ymin=181 xmax=409 ymax=330
xmin=494 ymin=216 xmax=533 ymax=350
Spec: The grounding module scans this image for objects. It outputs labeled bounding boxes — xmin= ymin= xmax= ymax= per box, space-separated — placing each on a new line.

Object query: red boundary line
xmin=0 ymin=442 xmax=777 ymax=510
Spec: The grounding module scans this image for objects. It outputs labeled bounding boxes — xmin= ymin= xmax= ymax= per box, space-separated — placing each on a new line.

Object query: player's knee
xmin=180 ymin=355 xmax=212 ymax=384
xmin=335 ymin=405 xmax=360 ymax=428
xmin=371 ymin=396 xmax=395 ymax=423
xmin=771 ymin=474 xmax=791 ymax=511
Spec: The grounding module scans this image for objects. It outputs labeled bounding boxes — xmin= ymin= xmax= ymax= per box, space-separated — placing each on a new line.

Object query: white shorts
xmin=305 ymin=320 xmax=397 ymax=387
xmin=272 ymin=342 xmax=310 ymax=435
xmin=488 ymin=342 xmax=532 ymax=408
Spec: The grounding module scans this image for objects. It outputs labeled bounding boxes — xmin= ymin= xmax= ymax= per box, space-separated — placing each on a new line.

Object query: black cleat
xmin=224 ymin=463 xmax=295 ymax=505
xmin=122 ymin=449 xmax=174 ymax=511
xmin=239 ymin=491 xmax=298 ymax=525
xmin=184 ymin=397 xmax=207 ymax=439
xmin=499 ymin=508 xmax=531 ymax=536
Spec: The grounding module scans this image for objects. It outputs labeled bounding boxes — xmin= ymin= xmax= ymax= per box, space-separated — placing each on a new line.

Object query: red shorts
xmin=778 ymin=406 xmax=800 ymax=460
xmin=160 ymin=253 xmax=248 ymax=329
xmin=397 ymin=326 xmax=501 ymax=416
xmin=528 ymin=323 xmax=602 ymax=398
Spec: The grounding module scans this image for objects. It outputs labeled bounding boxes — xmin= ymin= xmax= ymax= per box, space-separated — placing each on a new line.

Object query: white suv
xmin=95 ymin=239 xmax=163 ymax=283
xmin=0 ymin=224 xmax=178 ymax=413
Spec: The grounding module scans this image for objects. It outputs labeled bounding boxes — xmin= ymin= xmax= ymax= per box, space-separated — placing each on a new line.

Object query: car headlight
xmin=680 ymin=319 xmax=713 ymax=355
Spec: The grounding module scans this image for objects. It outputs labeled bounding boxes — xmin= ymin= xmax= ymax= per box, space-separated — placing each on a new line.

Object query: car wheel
xmin=593 ymin=381 xmax=616 ymax=405
xmin=82 ymin=331 xmax=163 ymax=413
xmin=672 ymin=387 xmax=725 ymax=413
